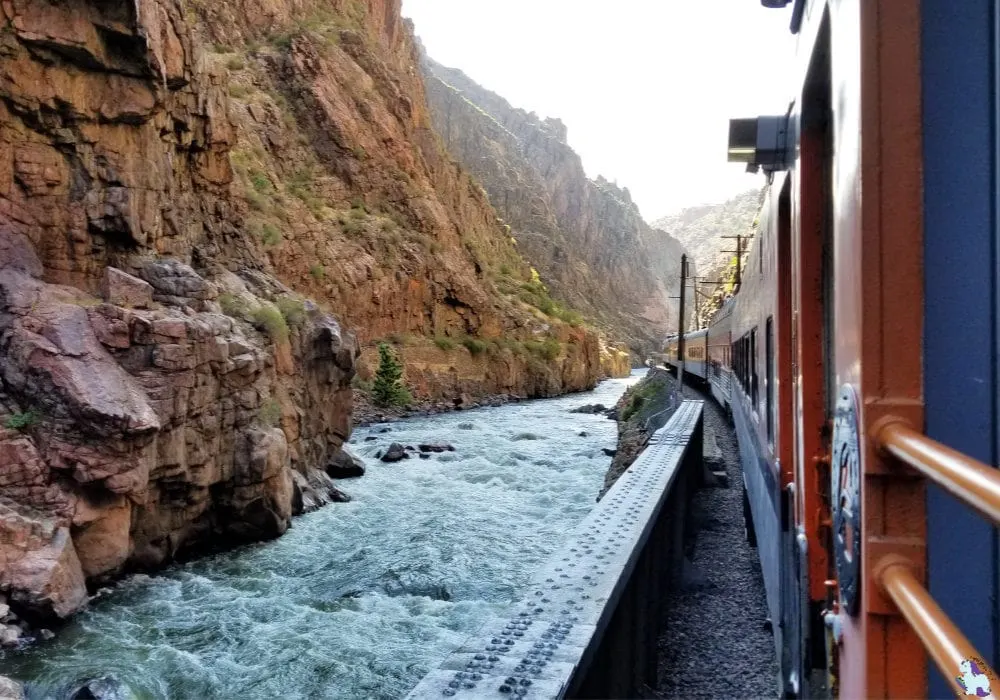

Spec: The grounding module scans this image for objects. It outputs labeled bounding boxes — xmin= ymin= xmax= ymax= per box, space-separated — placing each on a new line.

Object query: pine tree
xmin=371 ymin=342 xmax=412 ymax=407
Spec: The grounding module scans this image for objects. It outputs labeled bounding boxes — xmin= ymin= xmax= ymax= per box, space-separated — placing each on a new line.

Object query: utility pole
xmin=677 ymin=254 xmax=687 ymax=394
xmin=691 ymin=274 xmax=700 ymax=328
xmin=721 ymin=234 xmax=749 ymax=288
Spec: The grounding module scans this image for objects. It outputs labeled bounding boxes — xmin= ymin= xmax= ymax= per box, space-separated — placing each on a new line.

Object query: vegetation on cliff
xmin=372 ymin=343 xmax=412 ymax=407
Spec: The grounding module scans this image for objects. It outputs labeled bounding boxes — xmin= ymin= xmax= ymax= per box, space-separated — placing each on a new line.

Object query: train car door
xmin=790 ymin=12 xmax=834 ymax=698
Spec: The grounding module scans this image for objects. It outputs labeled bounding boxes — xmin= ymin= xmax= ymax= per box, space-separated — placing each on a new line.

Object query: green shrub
xmin=251 ymin=172 xmax=272 ymax=193
xmin=228 ymin=84 xmax=252 ymax=98
xmin=226 ymin=56 xmax=246 ymax=70
xmin=259 ymin=399 xmax=282 ymax=427
xmin=251 ymin=305 xmax=290 ymax=342
xmin=309 ymin=265 xmax=325 ymax=281
xmin=276 ymin=297 xmax=306 ymax=327
xmin=260 ymin=223 xmax=282 ymax=246
xmin=219 ymin=293 xmax=250 ymax=318
xmin=525 ymin=338 xmax=561 ymax=361
xmin=462 ymin=337 xmax=487 ymax=356
xmin=5 ymin=411 xmax=39 ymax=431
xmin=371 ymin=342 xmax=412 ymax=407
xmin=621 ymin=394 xmax=645 ymax=422
xmin=343 ymin=220 xmax=364 ymax=237
xmin=349 ymin=206 xmax=366 ymax=220
xmin=434 ymin=336 xmax=456 ymax=351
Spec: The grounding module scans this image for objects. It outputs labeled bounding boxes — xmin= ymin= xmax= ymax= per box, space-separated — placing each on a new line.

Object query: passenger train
xmin=667 ymin=1 xmax=1000 ymax=698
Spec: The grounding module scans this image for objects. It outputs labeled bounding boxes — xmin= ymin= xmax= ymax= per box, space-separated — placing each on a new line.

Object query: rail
xmin=876 ymin=421 xmax=1000 ymax=523
xmin=874 ymin=420 xmax=1000 ymax=694
xmin=405 ymin=400 xmax=705 ymax=699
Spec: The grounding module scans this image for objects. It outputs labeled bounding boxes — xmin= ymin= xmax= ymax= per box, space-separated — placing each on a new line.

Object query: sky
xmin=402 ymin=0 xmax=796 ymax=222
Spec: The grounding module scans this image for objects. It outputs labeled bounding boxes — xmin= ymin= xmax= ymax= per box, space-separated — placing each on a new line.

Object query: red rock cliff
xmin=0 ymin=0 xmax=619 ymax=623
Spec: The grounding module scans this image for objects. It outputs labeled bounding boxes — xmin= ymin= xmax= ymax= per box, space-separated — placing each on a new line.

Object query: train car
xmin=662 ymin=328 xmax=708 ymax=381
xmin=706 ymin=298 xmax=734 ymax=410
xmin=715 ymin=1 xmax=1000 ymax=698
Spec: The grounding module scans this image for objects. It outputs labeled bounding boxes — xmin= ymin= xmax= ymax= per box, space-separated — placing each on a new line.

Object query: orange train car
xmin=671 ymin=0 xmax=1000 ymax=697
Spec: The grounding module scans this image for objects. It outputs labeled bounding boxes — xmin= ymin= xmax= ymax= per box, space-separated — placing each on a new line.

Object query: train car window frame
xmin=750 ymin=327 xmax=759 ymax=409
xmin=766 ymin=316 xmax=775 ymax=445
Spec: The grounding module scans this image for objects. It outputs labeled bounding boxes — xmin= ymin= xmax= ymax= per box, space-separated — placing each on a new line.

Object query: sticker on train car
xmin=957 ymin=658 xmax=996 ymax=698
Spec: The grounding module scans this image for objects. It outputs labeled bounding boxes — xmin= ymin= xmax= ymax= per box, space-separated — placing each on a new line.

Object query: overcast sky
xmin=402 ymin=0 xmax=795 ymax=222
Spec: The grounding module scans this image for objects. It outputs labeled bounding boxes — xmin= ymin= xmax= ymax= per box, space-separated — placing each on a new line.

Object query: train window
xmin=750 ymin=327 xmax=758 ymax=407
xmin=766 ymin=317 xmax=774 ymax=444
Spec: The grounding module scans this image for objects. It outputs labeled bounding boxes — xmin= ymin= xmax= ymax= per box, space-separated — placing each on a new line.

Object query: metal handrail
xmin=874 ymin=421 xmax=1000 ymax=696
xmin=876 ymin=420 xmax=1000 ymax=524
xmin=876 ymin=556 xmax=999 ymax=698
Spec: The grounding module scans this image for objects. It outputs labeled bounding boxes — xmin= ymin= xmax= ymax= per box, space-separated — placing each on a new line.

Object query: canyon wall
xmin=0 ymin=0 xmax=624 ymax=623
xmin=423 ymin=58 xmax=687 ymax=356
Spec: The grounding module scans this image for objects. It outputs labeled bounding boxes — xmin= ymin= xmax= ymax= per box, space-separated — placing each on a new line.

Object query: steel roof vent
xmin=727 ymin=115 xmax=790 ymax=174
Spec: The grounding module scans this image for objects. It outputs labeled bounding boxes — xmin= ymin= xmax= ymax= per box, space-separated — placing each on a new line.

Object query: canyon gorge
xmin=0 ymin=0 xmax=687 ymax=641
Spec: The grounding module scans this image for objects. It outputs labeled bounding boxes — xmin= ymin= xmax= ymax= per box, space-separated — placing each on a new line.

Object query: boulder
xmin=66 ymin=676 xmax=131 ymax=700
xmin=602 ymin=448 xmax=617 ymax=457
xmin=0 ymin=675 xmax=24 ymax=700
xmin=0 ymin=503 xmax=88 ymax=619
xmin=330 ymin=487 xmax=351 ymax=503
xmin=325 ymin=446 xmax=365 ymax=478
xmin=418 ymin=443 xmax=455 ymax=453
xmin=570 ymin=403 xmax=607 ymax=414
xmin=99 ymin=267 xmax=153 ymax=309
xmin=380 ymin=443 xmax=408 ymax=463
xmin=0 ymin=625 xmax=19 ymax=647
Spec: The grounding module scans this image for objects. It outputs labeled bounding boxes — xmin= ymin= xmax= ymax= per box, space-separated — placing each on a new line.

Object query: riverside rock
xmin=0 ymin=675 xmax=23 ymax=700
xmin=381 ymin=443 xmax=408 ymax=463
xmin=418 ymin=443 xmax=455 ymax=453
xmin=326 ymin=446 xmax=366 ymax=478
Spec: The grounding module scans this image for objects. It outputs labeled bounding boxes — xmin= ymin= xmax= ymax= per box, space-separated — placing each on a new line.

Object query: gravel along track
xmin=656 ymin=388 xmax=779 ymax=699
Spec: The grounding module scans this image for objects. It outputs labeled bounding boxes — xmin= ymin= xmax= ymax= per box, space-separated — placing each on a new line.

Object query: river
xmin=2 ymin=372 xmax=643 ymax=700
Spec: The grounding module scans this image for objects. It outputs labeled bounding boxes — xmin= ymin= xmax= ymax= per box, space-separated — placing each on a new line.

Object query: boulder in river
xmin=570 ymin=403 xmax=607 ymax=414
xmin=602 ymin=448 xmax=617 ymax=457
xmin=325 ymin=446 xmax=366 ymax=478
xmin=0 ymin=676 xmax=23 ymax=700
xmin=418 ymin=443 xmax=455 ymax=453
xmin=381 ymin=443 xmax=408 ymax=463
xmin=331 ymin=487 xmax=352 ymax=503
xmin=66 ymin=676 xmax=130 ymax=700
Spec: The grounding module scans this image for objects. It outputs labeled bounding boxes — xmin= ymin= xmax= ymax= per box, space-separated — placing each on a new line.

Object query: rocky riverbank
xmin=599 ymin=368 xmax=681 ymax=499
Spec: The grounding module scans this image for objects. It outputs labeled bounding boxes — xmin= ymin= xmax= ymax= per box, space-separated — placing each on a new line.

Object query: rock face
xmin=422 ymin=57 xmax=687 ymax=356
xmin=0 ymin=0 xmax=640 ymax=624
xmin=651 ymin=189 xmax=763 ymax=326
xmin=194 ymin=0 xmax=618 ymax=395
xmin=0 ymin=0 xmax=357 ymax=620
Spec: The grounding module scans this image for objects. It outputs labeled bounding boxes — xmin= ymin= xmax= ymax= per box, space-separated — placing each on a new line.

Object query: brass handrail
xmin=876 ymin=556 xmax=999 ymax=698
xmin=876 ymin=420 xmax=1000 ymax=524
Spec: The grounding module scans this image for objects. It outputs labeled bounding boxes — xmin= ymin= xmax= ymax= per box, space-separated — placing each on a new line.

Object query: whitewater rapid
xmin=2 ymin=372 xmax=642 ymax=699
